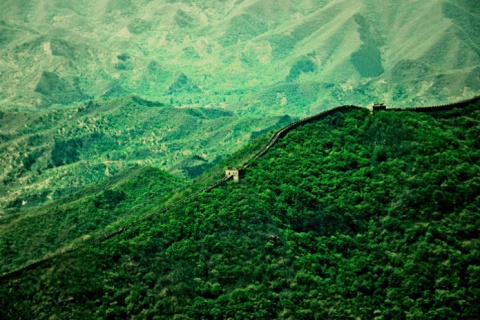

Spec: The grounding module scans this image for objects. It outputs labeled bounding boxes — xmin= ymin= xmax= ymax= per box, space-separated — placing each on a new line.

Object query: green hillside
xmin=1 ymin=100 xmax=479 ymax=319
xmin=0 ymin=95 xmax=291 ymax=214
xmin=0 ymin=165 xmax=186 ymax=275
xmin=2 ymin=0 xmax=478 ymax=227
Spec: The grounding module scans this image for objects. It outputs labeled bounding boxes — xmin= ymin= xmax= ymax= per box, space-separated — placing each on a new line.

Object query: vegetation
xmin=286 ymin=57 xmax=318 ymax=82
xmin=0 ymin=166 xmax=186 ymax=275
xmin=1 ymin=1 xmax=479 ymax=317
xmin=0 ymin=96 xmax=288 ymax=214
xmin=350 ymin=13 xmax=385 ymax=78
xmin=1 ymin=0 xmax=479 ymax=113
xmin=1 ymin=102 xmax=479 ymax=319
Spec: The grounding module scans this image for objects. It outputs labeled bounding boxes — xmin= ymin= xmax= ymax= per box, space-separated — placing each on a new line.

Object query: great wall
xmin=1 ymin=95 xmax=479 ymax=282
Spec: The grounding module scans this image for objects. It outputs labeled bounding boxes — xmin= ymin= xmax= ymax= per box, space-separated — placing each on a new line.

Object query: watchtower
xmin=372 ymin=103 xmax=386 ymax=112
xmin=226 ymin=168 xmax=245 ymax=183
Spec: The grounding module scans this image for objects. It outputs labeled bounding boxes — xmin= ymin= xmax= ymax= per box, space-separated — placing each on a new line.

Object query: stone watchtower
xmin=372 ymin=103 xmax=387 ymax=112
xmin=226 ymin=168 xmax=245 ymax=183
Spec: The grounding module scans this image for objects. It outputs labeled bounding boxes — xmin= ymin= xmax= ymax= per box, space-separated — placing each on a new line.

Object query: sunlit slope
xmin=1 ymin=0 xmax=478 ymax=114
xmin=0 ymin=95 xmax=290 ymax=214
xmin=1 ymin=101 xmax=479 ymax=318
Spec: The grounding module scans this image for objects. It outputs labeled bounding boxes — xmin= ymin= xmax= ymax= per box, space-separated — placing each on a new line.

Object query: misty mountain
xmin=1 ymin=0 xmax=478 ymax=115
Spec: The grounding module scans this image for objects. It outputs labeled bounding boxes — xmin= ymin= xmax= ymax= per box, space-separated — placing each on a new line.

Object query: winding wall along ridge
xmin=1 ymin=96 xmax=479 ymax=281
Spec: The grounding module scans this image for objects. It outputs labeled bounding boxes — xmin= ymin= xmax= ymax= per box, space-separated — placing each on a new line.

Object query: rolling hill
xmin=1 ymin=99 xmax=479 ymax=319
xmin=1 ymin=2 xmax=479 ymax=316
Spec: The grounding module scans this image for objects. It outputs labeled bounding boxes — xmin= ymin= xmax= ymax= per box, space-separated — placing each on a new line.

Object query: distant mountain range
xmin=1 ymin=0 xmax=479 ymax=115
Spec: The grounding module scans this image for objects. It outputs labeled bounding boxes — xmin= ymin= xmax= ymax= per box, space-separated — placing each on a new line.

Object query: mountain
xmin=0 ymin=0 xmax=479 ymax=115
xmin=1 ymin=1 xmax=479 ymax=316
xmin=0 ymin=95 xmax=291 ymax=214
xmin=2 ymin=0 xmax=478 ymax=212
xmin=1 ymin=100 xmax=479 ymax=318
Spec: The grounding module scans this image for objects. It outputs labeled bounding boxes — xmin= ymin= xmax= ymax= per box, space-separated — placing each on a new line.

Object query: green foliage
xmin=0 ymin=166 xmax=186 ymax=274
xmin=168 ymin=73 xmax=201 ymax=94
xmin=350 ymin=14 xmax=385 ymax=78
xmin=219 ymin=13 xmax=269 ymax=47
xmin=131 ymin=95 xmax=164 ymax=107
xmin=0 ymin=96 xmax=286 ymax=213
xmin=127 ymin=18 xmax=152 ymax=34
xmin=33 ymin=71 xmax=86 ymax=105
xmin=250 ymin=115 xmax=293 ymax=140
xmin=1 ymin=103 xmax=479 ymax=318
xmin=50 ymin=38 xmax=75 ymax=58
xmin=117 ymin=53 xmax=130 ymax=61
xmin=350 ymin=44 xmax=384 ymax=78
xmin=286 ymin=57 xmax=317 ymax=82
xmin=51 ymin=138 xmax=83 ymax=167
xmin=94 ymin=189 xmax=126 ymax=209
xmin=1 ymin=1 xmax=479 ymax=115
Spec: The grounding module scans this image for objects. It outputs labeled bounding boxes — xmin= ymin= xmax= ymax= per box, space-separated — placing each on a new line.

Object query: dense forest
xmin=0 ymin=95 xmax=290 ymax=215
xmin=1 ymin=101 xmax=479 ymax=319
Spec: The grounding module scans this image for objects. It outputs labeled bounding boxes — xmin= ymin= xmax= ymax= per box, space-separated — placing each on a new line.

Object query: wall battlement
xmin=226 ymin=168 xmax=245 ymax=183
xmin=372 ymin=103 xmax=386 ymax=112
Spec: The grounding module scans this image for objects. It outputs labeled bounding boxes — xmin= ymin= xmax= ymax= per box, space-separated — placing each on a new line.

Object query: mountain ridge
xmin=1 ymin=97 xmax=479 ymax=318
xmin=0 ymin=95 xmax=289 ymax=215
xmin=2 ymin=95 xmax=479 ymax=280
xmin=1 ymin=0 xmax=479 ymax=114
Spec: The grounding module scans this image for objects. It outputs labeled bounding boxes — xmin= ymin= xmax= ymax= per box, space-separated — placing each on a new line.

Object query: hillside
xmin=0 ymin=165 xmax=187 ymax=275
xmin=1 ymin=100 xmax=479 ymax=318
xmin=0 ymin=95 xmax=290 ymax=214
xmin=0 ymin=0 xmax=479 ymax=115
xmin=2 ymin=0 xmax=478 ymax=216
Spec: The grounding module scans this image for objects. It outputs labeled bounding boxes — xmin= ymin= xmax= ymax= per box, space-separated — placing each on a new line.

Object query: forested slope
xmin=1 ymin=101 xmax=479 ymax=319
xmin=0 ymin=165 xmax=186 ymax=275
xmin=0 ymin=95 xmax=290 ymax=214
